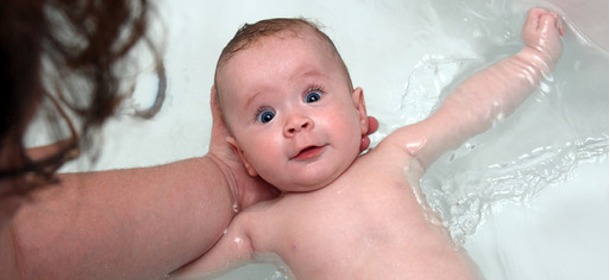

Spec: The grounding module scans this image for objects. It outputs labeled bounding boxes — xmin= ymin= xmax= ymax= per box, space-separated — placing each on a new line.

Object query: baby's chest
xmin=273 ymin=182 xmax=426 ymax=251
xmin=261 ymin=189 xmax=439 ymax=277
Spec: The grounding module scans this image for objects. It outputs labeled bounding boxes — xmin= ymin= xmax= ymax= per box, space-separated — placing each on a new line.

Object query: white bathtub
xmin=56 ymin=0 xmax=608 ymax=279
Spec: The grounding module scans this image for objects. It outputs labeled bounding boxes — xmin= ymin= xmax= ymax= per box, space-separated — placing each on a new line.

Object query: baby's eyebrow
xmin=301 ymin=69 xmax=320 ymax=77
xmin=240 ymin=68 xmax=327 ymax=109
xmin=297 ymin=67 xmax=325 ymax=80
xmin=244 ymin=91 xmax=264 ymax=109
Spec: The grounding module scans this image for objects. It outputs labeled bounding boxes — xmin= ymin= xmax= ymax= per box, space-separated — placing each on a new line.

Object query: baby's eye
xmin=304 ymin=90 xmax=322 ymax=103
xmin=256 ymin=108 xmax=276 ymax=124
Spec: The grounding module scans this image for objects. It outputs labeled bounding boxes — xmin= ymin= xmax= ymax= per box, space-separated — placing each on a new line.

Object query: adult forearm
xmin=3 ymin=155 xmax=236 ymax=280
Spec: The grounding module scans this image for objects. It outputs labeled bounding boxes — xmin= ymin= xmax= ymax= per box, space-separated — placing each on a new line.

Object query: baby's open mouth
xmin=292 ymin=145 xmax=325 ymax=160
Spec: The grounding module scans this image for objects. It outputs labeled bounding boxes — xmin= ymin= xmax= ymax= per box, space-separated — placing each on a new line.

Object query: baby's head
xmin=214 ymin=18 xmax=368 ymax=192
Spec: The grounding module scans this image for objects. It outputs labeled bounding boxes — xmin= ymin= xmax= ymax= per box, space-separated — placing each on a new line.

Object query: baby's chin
xmin=275 ymin=166 xmax=350 ymax=193
xmin=268 ymin=147 xmax=360 ymax=193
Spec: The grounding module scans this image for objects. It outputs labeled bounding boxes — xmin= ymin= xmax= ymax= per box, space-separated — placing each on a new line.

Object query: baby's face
xmin=217 ymin=32 xmax=367 ymax=192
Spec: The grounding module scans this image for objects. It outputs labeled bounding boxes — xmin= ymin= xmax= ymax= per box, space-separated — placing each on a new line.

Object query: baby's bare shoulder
xmin=370 ymin=117 xmax=457 ymax=169
xmin=345 ymin=137 xmax=426 ymax=187
xmin=364 ymin=123 xmax=430 ymax=164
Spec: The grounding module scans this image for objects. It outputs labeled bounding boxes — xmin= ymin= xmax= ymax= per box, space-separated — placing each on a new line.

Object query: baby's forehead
xmin=217 ymin=33 xmax=336 ymax=82
xmin=215 ymin=23 xmax=351 ymax=103
xmin=218 ymin=37 xmax=331 ymax=95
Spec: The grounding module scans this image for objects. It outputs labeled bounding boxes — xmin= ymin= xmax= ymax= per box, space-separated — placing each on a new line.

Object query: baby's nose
xmin=284 ymin=115 xmax=313 ymax=137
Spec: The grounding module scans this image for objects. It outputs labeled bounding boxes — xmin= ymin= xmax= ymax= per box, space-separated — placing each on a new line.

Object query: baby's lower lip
xmin=293 ymin=145 xmax=325 ymax=160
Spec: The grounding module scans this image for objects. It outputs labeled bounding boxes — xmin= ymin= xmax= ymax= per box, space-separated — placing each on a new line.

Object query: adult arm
xmin=2 ymin=156 xmax=240 ymax=280
xmin=0 ymin=87 xmax=274 ymax=279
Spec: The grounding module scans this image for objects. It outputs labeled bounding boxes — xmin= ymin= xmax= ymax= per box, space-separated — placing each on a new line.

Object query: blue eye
xmin=304 ymin=91 xmax=322 ymax=103
xmin=256 ymin=109 xmax=275 ymax=123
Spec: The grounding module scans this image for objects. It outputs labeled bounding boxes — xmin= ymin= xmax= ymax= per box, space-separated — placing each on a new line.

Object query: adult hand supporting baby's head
xmin=360 ymin=115 xmax=379 ymax=152
xmin=207 ymin=85 xmax=379 ymax=209
xmin=207 ymin=86 xmax=277 ymax=210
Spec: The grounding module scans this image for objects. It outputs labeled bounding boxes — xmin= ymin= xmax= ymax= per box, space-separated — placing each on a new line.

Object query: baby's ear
xmin=351 ymin=87 xmax=368 ymax=135
xmin=226 ymin=136 xmax=258 ymax=177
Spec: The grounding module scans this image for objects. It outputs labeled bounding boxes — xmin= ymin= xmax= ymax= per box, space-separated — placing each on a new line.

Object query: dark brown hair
xmin=0 ymin=0 xmax=159 ymax=195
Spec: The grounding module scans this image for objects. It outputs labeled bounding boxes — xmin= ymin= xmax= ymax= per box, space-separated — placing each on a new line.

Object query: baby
xmin=173 ymin=8 xmax=564 ymax=279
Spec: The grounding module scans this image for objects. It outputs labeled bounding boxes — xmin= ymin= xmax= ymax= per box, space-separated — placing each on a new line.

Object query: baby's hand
xmin=521 ymin=8 xmax=565 ymax=66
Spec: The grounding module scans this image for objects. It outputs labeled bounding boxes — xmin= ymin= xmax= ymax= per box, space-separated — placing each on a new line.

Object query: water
xmin=412 ymin=1 xmax=608 ymax=246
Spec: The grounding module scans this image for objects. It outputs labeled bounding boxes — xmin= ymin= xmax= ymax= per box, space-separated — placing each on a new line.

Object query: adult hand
xmin=360 ymin=114 xmax=378 ymax=152
xmin=207 ymin=86 xmax=378 ymax=209
xmin=207 ymin=86 xmax=276 ymax=210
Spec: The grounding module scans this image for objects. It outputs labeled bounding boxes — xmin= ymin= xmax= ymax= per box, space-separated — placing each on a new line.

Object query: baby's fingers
xmin=524 ymin=8 xmax=564 ymax=36
xmin=524 ymin=7 xmax=546 ymax=32
xmin=539 ymin=12 xmax=564 ymax=35
xmin=522 ymin=8 xmax=564 ymax=65
xmin=555 ymin=13 xmax=566 ymax=36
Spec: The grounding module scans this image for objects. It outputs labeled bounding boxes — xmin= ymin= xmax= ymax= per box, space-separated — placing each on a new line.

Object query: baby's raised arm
xmin=390 ymin=8 xmax=564 ymax=168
